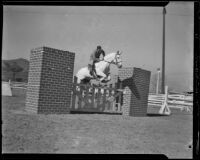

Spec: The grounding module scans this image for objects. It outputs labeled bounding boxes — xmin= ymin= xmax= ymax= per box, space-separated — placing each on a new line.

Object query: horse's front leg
xmin=101 ymin=75 xmax=111 ymax=83
xmin=96 ymin=69 xmax=107 ymax=82
xmin=104 ymin=74 xmax=111 ymax=82
xmin=106 ymin=74 xmax=111 ymax=81
xmin=107 ymin=74 xmax=111 ymax=81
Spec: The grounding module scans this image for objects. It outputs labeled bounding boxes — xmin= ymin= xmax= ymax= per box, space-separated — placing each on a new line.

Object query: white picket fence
xmin=9 ymin=82 xmax=193 ymax=114
xmin=148 ymin=86 xmax=193 ymax=114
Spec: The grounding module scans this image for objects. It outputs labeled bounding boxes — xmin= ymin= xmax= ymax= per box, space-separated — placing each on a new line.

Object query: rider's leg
xmin=92 ymin=61 xmax=98 ymax=77
xmin=89 ymin=61 xmax=94 ymax=76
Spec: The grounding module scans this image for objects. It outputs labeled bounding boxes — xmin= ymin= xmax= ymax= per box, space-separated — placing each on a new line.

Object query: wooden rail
xmin=148 ymin=86 xmax=193 ymax=113
xmin=10 ymin=82 xmax=27 ymax=89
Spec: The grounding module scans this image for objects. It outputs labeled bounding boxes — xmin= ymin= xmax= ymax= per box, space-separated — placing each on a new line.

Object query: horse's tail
xmin=76 ymin=67 xmax=88 ymax=83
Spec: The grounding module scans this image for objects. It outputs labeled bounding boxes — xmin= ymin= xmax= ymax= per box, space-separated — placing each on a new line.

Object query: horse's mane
xmin=104 ymin=52 xmax=116 ymax=62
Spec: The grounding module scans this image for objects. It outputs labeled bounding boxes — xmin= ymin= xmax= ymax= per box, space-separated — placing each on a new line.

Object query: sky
xmin=2 ymin=2 xmax=194 ymax=92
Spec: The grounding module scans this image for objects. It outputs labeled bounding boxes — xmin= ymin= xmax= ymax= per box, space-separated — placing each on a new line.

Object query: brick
xmin=25 ymin=46 xmax=75 ymax=114
xmin=119 ymin=67 xmax=151 ymax=117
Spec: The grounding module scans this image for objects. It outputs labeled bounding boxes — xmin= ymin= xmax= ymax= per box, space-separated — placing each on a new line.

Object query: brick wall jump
xmin=25 ymin=46 xmax=75 ymax=114
xmin=119 ymin=67 xmax=151 ymax=117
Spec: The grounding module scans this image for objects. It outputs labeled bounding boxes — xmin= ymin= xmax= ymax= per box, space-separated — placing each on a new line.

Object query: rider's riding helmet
xmin=97 ymin=46 xmax=101 ymax=50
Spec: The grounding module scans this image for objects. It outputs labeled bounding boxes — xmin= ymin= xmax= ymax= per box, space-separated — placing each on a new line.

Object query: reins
xmin=101 ymin=54 xmax=122 ymax=65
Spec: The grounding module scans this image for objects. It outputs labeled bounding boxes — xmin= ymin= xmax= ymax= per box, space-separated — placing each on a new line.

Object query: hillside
xmin=1 ymin=58 xmax=192 ymax=93
xmin=2 ymin=58 xmax=29 ymax=72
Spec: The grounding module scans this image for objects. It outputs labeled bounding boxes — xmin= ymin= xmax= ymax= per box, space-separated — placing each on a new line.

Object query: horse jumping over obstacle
xmin=76 ymin=51 xmax=123 ymax=84
xmin=26 ymin=46 xmax=151 ymax=117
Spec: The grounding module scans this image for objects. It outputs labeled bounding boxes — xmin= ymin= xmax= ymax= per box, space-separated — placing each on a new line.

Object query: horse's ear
xmin=117 ymin=51 xmax=122 ymax=55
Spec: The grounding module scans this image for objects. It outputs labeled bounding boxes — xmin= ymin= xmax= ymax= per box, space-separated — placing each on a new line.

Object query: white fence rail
xmin=10 ymin=82 xmax=27 ymax=89
xmin=148 ymin=86 xmax=193 ymax=114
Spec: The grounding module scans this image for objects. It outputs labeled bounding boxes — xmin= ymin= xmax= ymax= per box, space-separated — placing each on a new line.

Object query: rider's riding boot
xmin=89 ymin=64 xmax=94 ymax=76
xmin=91 ymin=64 xmax=97 ymax=78
xmin=90 ymin=63 xmax=100 ymax=81
xmin=93 ymin=70 xmax=98 ymax=79
xmin=89 ymin=70 xmax=93 ymax=76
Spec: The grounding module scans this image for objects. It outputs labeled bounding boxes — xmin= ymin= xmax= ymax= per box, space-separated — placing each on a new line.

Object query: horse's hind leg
xmin=75 ymin=77 xmax=82 ymax=91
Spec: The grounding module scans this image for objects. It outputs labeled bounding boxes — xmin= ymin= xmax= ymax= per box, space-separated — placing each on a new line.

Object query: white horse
xmin=76 ymin=51 xmax=122 ymax=84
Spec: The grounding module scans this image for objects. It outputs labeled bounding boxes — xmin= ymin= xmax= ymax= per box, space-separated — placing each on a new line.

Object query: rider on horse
xmin=89 ymin=45 xmax=105 ymax=78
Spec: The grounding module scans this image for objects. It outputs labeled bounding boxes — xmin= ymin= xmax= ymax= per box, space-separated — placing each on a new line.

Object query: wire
xmin=167 ymin=13 xmax=193 ymax=17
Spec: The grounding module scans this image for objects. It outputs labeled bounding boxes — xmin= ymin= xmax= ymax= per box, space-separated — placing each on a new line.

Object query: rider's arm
xmin=102 ymin=51 xmax=105 ymax=58
xmin=100 ymin=51 xmax=105 ymax=61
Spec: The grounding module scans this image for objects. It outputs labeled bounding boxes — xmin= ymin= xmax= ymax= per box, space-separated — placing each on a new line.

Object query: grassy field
xmin=2 ymin=88 xmax=193 ymax=158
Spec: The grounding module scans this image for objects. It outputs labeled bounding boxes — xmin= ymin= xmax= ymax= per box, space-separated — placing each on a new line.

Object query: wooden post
xmin=85 ymin=84 xmax=90 ymax=107
xmin=156 ymin=68 xmax=160 ymax=95
xmin=71 ymin=76 xmax=77 ymax=110
xmin=109 ymin=84 xmax=113 ymax=111
xmin=78 ymin=85 xmax=83 ymax=109
xmin=159 ymin=86 xmax=171 ymax=115
xmin=118 ymin=81 xmax=123 ymax=112
xmin=103 ymin=87 xmax=107 ymax=111
xmin=91 ymin=84 xmax=95 ymax=108
xmin=113 ymin=83 xmax=117 ymax=112
xmin=97 ymin=86 xmax=101 ymax=108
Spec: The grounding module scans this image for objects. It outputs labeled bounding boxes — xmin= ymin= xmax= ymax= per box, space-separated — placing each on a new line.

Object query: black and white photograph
xmin=2 ymin=1 xmax=196 ymax=158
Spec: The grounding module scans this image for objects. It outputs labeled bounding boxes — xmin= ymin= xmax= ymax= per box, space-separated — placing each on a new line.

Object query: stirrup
xmin=93 ymin=72 xmax=101 ymax=81
xmin=90 ymin=70 xmax=96 ymax=77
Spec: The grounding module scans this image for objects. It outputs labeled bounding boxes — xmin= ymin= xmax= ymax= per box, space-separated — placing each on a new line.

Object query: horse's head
xmin=113 ymin=51 xmax=123 ymax=68
xmin=103 ymin=51 xmax=123 ymax=68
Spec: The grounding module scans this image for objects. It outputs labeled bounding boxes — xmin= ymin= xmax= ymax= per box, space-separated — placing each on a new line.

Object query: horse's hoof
xmin=101 ymin=80 xmax=107 ymax=83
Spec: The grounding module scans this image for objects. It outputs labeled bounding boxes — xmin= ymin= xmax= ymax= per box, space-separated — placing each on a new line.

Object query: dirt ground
xmin=2 ymin=88 xmax=193 ymax=158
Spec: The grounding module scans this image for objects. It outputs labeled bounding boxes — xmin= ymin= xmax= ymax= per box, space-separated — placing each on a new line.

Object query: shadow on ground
xmin=146 ymin=113 xmax=169 ymax=117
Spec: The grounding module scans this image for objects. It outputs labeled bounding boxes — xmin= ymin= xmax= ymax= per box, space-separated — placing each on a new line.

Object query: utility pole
xmin=161 ymin=7 xmax=166 ymax=94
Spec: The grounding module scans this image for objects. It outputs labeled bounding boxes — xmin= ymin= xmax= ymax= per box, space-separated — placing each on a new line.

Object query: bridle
xmin=102 ymin=53 xmax=122 ymax=66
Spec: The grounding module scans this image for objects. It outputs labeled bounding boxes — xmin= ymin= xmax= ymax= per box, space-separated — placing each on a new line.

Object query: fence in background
xmin=148 ymin=88 xmax=193 ymax=113
xmin=10 ymin=81 xmax=27 ymax=89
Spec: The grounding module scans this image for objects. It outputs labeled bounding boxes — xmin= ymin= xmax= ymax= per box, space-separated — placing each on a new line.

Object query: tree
xmin=2 ymin=61 xmax=11 ymax=72
xmin=9 ymin=62 xmax=23 ymax=81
